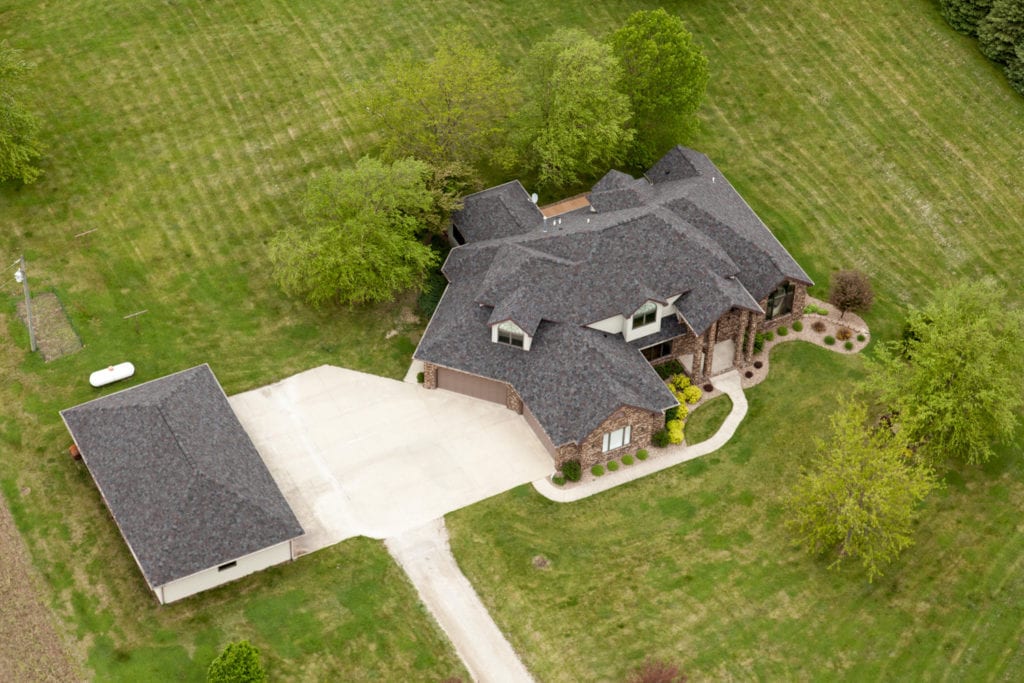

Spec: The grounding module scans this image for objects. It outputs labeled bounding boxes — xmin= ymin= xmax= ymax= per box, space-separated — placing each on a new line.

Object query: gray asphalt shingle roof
xmin=417 ymin=146 xmax=812 ymax=447
xmin=60 ymin=365 xmax=303 ymax=588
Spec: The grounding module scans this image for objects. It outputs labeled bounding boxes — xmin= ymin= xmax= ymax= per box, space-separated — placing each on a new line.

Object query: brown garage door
xmin=436 ymin=368 xmax=508 ymax=405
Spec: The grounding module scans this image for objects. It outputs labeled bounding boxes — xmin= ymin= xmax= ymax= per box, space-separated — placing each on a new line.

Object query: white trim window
xmin=496 ymin=321 xmax=525 ymax=348
xmin=632 ymin=302 xmax=657 ymax=329
xmin=602 ymin=425 xmax=632 ymax=453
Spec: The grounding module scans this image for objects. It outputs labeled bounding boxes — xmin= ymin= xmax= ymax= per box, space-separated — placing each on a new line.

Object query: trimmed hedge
xmin=591 ymin=464 xmax=605 ymax=477
xmin=636 ymin=449 xmax=649 ymax=460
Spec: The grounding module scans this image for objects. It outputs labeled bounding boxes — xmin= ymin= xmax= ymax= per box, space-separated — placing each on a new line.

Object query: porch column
xmin=744 ymin=313 xmax=757 ymax=362
xmin=691 ymin=346 xmax=704 ymax=380
xmin=734 ymin=311 xmax=750 ymax=366
xmin=702 ymin=320 xmax=718 ymax=378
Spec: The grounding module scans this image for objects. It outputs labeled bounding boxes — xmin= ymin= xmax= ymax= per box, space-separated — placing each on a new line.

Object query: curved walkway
xmin=533 ymin=370 xmax=748 ymax=503
xmin=386 ymin=519 xmax=534 ymax=683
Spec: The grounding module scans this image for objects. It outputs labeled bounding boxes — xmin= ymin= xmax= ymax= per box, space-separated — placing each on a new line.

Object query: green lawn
xmin=448 ymin=344 xmax=1024 ymax=680
xmin=686 ymin=394 xmax=733 ymax=445
xmin=2 ymin=0 xmax=1023 ymax=679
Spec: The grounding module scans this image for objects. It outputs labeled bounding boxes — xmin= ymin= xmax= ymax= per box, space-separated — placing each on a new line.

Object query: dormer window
xmin=496 ymin=321 xmax=525 ymax=348
xmin=632 ymin=302 xmax=657 ymax=328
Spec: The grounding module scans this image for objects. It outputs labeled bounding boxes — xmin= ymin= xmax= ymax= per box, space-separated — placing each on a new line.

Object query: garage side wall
xmin=159 ymin=540 xmax=294 ymax=604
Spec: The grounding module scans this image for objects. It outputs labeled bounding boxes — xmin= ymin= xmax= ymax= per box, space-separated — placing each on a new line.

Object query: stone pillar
xmin=423 ymin=363 xmax=438 ymax=389
xmin=734 ymin=311 xmax=750 ymax=366
xmin=793 ymin=284 xmax=808 ymax=321
xmin=506 ymin=386 xmax=524 ymax=414
xmin=744 ymin=313 xmax=758 ymax=361
xmin=702 ymin=320 xmax=718 ymax=378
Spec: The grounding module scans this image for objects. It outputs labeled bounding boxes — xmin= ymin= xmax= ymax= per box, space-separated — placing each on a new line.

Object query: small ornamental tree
xmin=207 ymin=640 xmax=267 ymax=683
xmin=828 ymin=270 xmax=874 ymax=319
xmin=785 ymin=400 xmax=940 ymax=581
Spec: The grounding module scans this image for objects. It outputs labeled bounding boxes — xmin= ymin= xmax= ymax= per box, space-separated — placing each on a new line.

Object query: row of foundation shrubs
xmin=654 ymin=374 xmax=702 ymax=446
xmin=552 ymin=450 xmax=649 ymax=485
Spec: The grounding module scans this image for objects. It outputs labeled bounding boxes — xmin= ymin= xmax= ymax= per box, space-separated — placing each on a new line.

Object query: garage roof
xmin=60 ymin=365 xmax=303 ymax=588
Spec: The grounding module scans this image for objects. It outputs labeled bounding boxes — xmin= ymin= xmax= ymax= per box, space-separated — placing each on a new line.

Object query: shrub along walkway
xmin=533 ymin=371 xmax=748 ymax=503
xmin=533 ymin=303 xmax=871 ymax=503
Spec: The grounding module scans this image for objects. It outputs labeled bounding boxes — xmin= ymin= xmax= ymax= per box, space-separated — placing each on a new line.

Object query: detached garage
xmin=60 ymin=364 xmax=304 ymax=604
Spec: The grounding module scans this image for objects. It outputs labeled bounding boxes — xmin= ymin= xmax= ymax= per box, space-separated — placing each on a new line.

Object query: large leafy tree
xmin=873 ymin=280 xmax=1024 ymax=465
xmin=269 ymin=157 xmax=439 ymax=306
xmin=0 ymin=43 xmax=45 ymax=184
xmin=366 ymin=33 xmax=515 ymax=175
xmin=940 ymin=0 xmax=995 ymax=36
xmin=978 ymin=0 xmax=1024 ymax=64
xmin=785 ymin=400 xmax=939 ymax=582
xmin=610 ymin=8 xmax=709 ymax=168
xmin=513 ymin=29 xmax=634 ymax=191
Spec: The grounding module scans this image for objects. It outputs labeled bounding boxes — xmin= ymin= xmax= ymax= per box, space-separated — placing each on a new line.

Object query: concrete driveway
xmin=228 ymin=365 xmax=553 ymax=555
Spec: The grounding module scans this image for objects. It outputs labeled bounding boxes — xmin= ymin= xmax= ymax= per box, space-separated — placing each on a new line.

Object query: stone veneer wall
xmin=556 ymin=405 xmax=662 ymax=468
xmin=422 ymin=362 xmax=438 ymax=389
xmin=758 ymin=282 xmax=808 ymax=331
xmin=506 ymin=386 xmax=523 ymax=414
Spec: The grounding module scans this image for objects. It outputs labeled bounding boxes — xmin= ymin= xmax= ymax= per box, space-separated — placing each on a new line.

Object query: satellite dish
xmin=530 ymin=192 xmax=539 ymax=204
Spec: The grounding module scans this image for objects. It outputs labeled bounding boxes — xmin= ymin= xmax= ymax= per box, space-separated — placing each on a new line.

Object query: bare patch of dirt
xmin=0 ymin=495 xmax=81 ymax=681
xmin=16 ymin=293 xmax=83 ymax=362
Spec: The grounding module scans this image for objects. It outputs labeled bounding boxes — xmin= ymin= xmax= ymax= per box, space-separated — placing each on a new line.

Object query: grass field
xmin=448 ymin=344 xmax=1024 ymax=680
xmin=1 ymin=0 xmax=1023 ymax=679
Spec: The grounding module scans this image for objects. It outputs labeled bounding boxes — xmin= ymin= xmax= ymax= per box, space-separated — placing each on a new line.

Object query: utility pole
xmin=15 ymin=255 xmax=37 ymax=352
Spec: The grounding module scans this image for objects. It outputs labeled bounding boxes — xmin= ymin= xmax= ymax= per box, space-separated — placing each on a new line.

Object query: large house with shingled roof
xmin=414 ymin=146 xmax=812 ymax=468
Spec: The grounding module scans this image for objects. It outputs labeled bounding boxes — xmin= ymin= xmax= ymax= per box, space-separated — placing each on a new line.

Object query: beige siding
xmin=523 ymin=403 xmax=557 ymax=456
xmin=158 ymin=540 xmax=293 ymax=604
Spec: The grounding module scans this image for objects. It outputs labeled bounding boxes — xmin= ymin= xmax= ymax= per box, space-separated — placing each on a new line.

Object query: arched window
xmin=632 ymin=302 xmax=657 ymax=328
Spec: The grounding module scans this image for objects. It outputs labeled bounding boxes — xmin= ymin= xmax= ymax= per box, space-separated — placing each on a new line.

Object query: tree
xmin=610 ymin=9 xmax=709 ymax=168
xmin=940 ymin=0 xmax=995 ymax=37
xmin=513 ymin=29 xmax=634 ymax=191
xmin=978 ymin=0 xmax=1024 ymax=64
xmin=1005 ymin=43 xmax=1024 ymax=94
xmin=873 ymin=280 xmax=1024 ymax=465
xmin=269 ymin=157 xmax=440 ymax=306
xmin=207 ymin=640 xmax=267 ymax=683
xmin=828 ymin=270 xmax=874 ymax=319
xmin=366 ymin=33 xmax=516 ymax=175
xmin=0 ymin=43 xmax=45 ymax=184
xmin=785 ymin=400 xmax=939 ymax=582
